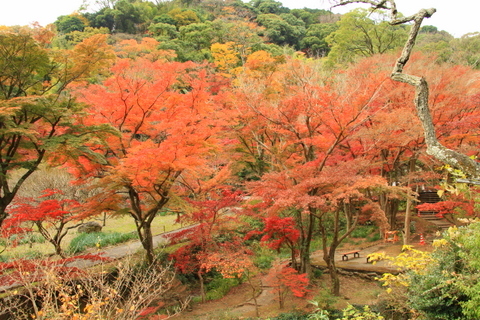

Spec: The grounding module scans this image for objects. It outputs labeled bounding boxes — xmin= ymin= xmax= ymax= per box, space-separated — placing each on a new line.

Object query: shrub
xmin=254 ymin=252 xmax=275 ymax=269
xmin=271 ymin=311 xmax=308 ymax=319
xmin=338 ymin=304 xmax=384 ymax=319
xmin=350 ymin=225 xmax=376 ymax=238
xmin=68 ymin=232 xmax=138 ymax=254
xmin=9 ymin=233 xmax=46 ymax=245
xmin=0 ymin=256 xmax=188 ymax=319
xmin=23 ymin=250 xmax=43 ymax=260
xmin=205 ymin=275 xmax=241 ymax=301
xmin=366 ymin=232 xmax=381 ymax=242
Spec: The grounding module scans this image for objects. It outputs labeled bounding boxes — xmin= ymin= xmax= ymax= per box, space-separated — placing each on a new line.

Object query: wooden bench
xmin=341 ymin=250 xmax=360 ymax=261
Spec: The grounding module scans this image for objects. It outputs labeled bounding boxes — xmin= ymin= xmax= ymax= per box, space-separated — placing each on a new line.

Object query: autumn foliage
xmin=264 ymin=260 xmax=310 ymax=309
xmin=3 ymin=16 xmax=480 ymax=315
xmin=70 ymin=57 xmax=229 ymax=263
xmin=3 ymin=189 xmax=82 ymax=257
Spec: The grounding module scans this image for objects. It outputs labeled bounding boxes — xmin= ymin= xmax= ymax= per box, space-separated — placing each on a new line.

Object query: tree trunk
xmin=138 ymin=221 xmax=155 ymax=265
xmin=404 ymin=159 xmax=417 ymax=245
xmin=403 ymin=196 xmax=412 ymax=245
xmin=247 ymin=272 xmax=260 ymax=318
xmin=321 ymin=207 xmax=359 ymax=296
xmin=198 ymin=270 xmax=206 ymax=303
xmin=298 ymin=210 xmax=315 ymax=275
xmin=327 ymin=250 xmax=341 ymax=296
xmin=320 ymin=213 xmax=342 ymax=296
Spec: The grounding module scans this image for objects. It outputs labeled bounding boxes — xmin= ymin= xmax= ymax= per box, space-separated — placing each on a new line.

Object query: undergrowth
xmin=68 ymin=231 xmax=138 ymax=254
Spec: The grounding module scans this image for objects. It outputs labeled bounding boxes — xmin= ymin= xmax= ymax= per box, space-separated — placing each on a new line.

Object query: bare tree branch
xmin=331 ymin=0 xmax=480 ymax=177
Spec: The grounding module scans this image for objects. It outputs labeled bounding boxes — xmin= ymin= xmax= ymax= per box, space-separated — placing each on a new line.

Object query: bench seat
xmin=341 ymin=250 xmax=360 ymax=261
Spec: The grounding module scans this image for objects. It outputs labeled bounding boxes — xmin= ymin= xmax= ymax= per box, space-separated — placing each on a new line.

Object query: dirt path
xmin=175 ymin=265 xmax=302 ymax=320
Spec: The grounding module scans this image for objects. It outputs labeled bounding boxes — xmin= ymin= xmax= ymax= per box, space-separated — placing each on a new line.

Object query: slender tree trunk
xmin=320 ymin=213 xmax=341 ymax=296
xmin=404 ymin=159 xmax=417 ymax=245
xmin=278 ymin=289 xmax=285 ymax=309
xmin=198 ymin=270 xmax=206 ymax=303
xmin=321 ymin=207 xmax=359 ymax=296
xmin=290 ymin=243 xmax=298 ymax=271
xmin=403 ymin=196 xmax=412 ymax=245
xmin=327 ymin=249 xmax=341 ymax=296
xmin=50 ymin=232 xmax=64 ymax=258
xmin=246 ymin=271 xmax=260 ymax=318
xmin=140 ymin=222 xmax=155 ymax=265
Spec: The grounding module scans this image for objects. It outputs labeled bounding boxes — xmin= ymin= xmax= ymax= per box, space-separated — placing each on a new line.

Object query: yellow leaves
xmin=366 ymin=252 xmax=386 ymax=264
xmin=377 ymin=272 xmax=409 ymax=291
xmin=244 ymin=50 xmax=278 ymax=74
xmin=387 ymin=246 xmax=432 ymax=273
xmin=54 ymin=33 xmax=115 ymax=88
xmin=433 ymin=238 xmax=449 ymax=248
xmin=211 ymin=42 xmax=241 ymax=75
xmin=375 ymin=245 xmax=434 ymax=298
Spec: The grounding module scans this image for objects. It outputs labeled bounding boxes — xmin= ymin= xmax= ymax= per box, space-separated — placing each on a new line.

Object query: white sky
xmin=0 ymin=0 xmax=478 ymax=37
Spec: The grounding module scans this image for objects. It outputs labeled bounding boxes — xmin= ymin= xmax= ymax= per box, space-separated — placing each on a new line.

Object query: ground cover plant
xmin=68 ymin=231 xmax=139 ymax=254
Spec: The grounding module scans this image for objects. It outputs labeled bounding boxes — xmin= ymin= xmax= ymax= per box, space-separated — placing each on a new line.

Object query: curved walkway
xmin=65 ymin=224 xmax=197 ymax=268
xmin=0 ymin=225 xmax=197 ymax=292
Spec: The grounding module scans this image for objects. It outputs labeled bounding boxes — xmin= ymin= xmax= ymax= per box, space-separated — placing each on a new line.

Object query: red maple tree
xmin=264 ymin=260 xmax=310 ymax=309
xmin=168 ymin=189 xmax=251 ymax=302
xmin=3 ymin=189 xmax=82 ymax=257
xmin=71 ymin=58 xmax=229 ymax=264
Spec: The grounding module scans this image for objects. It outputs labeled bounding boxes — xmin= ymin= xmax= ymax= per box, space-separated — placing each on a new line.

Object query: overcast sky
xmin=0 ymin=0 xmax=477 ymax=37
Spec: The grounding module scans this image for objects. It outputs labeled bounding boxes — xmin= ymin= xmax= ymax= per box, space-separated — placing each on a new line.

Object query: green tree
xmin=167 ymin=8 xmax=201 ymax=27
xmin=290 ymin=8 xmax=331 ymax=28
xmin=415 ymin=28 xmax=454 ymax=64
xmin=148 ymin=22 xmax=179 ymax=41
xmin=326 ymin=8 xmax=407 ymax=66
xmin=0 ymin=29 xmax=114 ymax=228
xmin=300 ymin=23 xmax=337 ymax=57
xmin=113 ymin=0 xmax=142 ymax=34
xmin=449 ymin=33 xmax=480 ymax=69
xmin=256 ymin=13 xmax=305 ymax=48
xmin=151 ymin=13 xmax=177 ymax=26
xmin=84 ymin=8 xmax=117 ymax=32
xmin=55 ymin=14 xmax=86 ymax=34
xmin=250 ymin=0 xmax=287 ymax=14
xmin=84 ymin=0 xmax=153 ymax=34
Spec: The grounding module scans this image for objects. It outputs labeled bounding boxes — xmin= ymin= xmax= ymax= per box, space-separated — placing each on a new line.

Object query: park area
xmin=1 ymin=213 xmax=440 ymax=319
xmin=2 ymin=0 xmax=480 ymax=318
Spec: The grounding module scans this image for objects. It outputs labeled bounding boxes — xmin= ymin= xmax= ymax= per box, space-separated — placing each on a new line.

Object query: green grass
xmin=68 ymin=231 xmax=138 ymax=254
xmin=10 ymin=233 xmax=46 ymax=245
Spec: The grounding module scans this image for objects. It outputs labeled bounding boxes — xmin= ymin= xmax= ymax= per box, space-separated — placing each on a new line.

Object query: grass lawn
xmin=1 ymin=214 xmax=180 ymax=260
